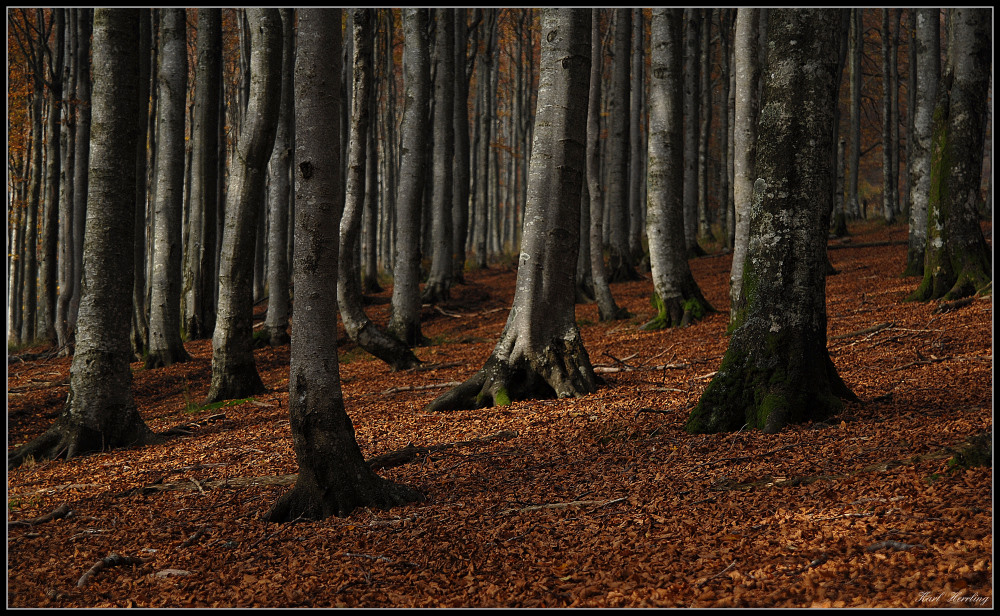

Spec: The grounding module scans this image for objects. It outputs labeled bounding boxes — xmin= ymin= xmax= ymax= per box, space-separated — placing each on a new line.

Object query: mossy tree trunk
xmin=907 ymin=8 xmax=991 ymax=302
xmin=686 ymin=9 xmax=858 ymax=435
xmin=644 ymin=8 xmax=712 ymax=331
xmin=426 ymin=8 xmax=598 ymax=413
xmin=338 ymin=8 xmax=420 ymax=371
xmin=206 ymin=8 xmax=282 ymax=403
xmin=9 ymin=9 xmax=160 ymax=468
xmin=267 ymin=9 xmax=423 ymax=522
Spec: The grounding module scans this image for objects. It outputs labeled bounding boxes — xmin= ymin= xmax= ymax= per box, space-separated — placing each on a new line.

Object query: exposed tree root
xmin=264 ymin=473 xmax=424 ymax=523
xmin=8 ymin=413 xmax=163 ymax=469
xmin=77 ymin=553 xmax=152 ymax=588
xmin=8 ymin=504 xmax=73 ymax=529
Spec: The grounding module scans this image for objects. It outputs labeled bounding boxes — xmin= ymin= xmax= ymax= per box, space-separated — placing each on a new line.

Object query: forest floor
xmin=6 ymin=221 xmax=993 ymax=608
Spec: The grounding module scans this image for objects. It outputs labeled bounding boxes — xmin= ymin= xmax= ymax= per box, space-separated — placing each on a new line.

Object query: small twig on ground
xmin=381 ymin=381 xmax=461 ymax=395
xmin=603 ymin=351 xmax=638 ymax=369
xmin=594 ymin=363 xmax=688 ymax=374
xmin=8 ymin=503 xmax=73 ymax=529
xmin=685 ymin=443 xmax=799 ymax=475
xmin=634 ymin=408 xmax=673 ymax=418
xmin=77 ymin=553 xmax=151 ymax=587
xmin=180 ymin=526 xmax=210 ymax=548
xmin=696 ymin=560 xmax=738 ymax=587
xmin=367 ymin=430 xmax=518 ymax=471
xmin=934 ymin=297 xmax=974 ymax=314
xmin=830 ymin=321 xmax=894 ymax=341
xmin=405 ymin=361 xmax=463 ymax=373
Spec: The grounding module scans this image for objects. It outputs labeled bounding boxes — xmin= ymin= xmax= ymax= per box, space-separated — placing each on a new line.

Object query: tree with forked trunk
xmin=425 ymin=8 xmax=598 ymax=413
xmin=266 ymin=9 xmax=424 ymax=522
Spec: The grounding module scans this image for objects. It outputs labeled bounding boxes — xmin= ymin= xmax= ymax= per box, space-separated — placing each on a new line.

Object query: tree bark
xmin=55 ymin=10 xmax=77 ymax=352
xmin=697 ymin=9 xmax=714 ymax=244
xmin=68 ymin=8 xmax=92 ymax=338
xmin=426 ymin=8 xmax=597 ymax=412
xmin=146 ymin=8 xmax=191 ymax=369
xmin=847 ymin=8 xmax=862 ymax=219
xmin=130 ymin=9 xmax=152 ymax=360
xmin=387 ymin=9 xmax=431 ymax=347
xmin=644 ymin=8 xmax=712 ymax=331
xmin=9 ymin=9 xmax=160 ymax=468
xmin=682 ymin=9 xmax=705 ymax=257
xmin=206 ymin=8 xmax=283 ymax=403
xmin=687 ymin=9 xmax=858 ymax=435
xmin=266 ymin=8 xmax=424 ymax=522
xmin=881 ymin=9 xmax=897 ymax=224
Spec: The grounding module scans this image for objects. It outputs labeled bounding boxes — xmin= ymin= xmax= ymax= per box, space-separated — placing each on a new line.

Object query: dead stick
xmin=77 ymin=553 xmax=151 ymax=588
xmin=382 ymin=381 xmax=461 ymax=395
xmin=830 ymin=321 xmax=894 ymax=340
xmin=8 ymin=503 xmax=72 ymax=528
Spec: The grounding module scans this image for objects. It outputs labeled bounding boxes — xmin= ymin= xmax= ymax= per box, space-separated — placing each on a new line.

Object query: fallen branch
xmin=830 ymin=321 xmax=894 ymax=340
xmin=865 ymin=540 xmax=922 ymax=553
xmin=500 ymin=497 xmax=626 ymax=515
xmin=367 ymin=430 xmax=519 ymax=471
xmin=77 ymin=553 xmax=151 ymax=588
xmin=934 ymin=297 xmax=974 ymax=314
xmin=695 ymin=560 xmax=738 ymax=587
xmin=8 ymin=503 xmax=73 ymax=529
xmin=381 ymin=381 xmax=461 ymax=395
xmin=161 ymin=413 xmax=227 ymax=437
xmin=594 ymin=363 xmax=688 ymax=374
xmin=404 ymin=361 xmax=463 ymax=373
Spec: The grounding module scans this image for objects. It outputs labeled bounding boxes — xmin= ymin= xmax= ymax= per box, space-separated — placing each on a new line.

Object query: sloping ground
xmin=6 ymin=221 xmax=992 ymax=608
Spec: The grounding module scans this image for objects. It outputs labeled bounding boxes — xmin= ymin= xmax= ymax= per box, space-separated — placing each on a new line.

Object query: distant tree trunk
xmin=260 ymin=8 xmax=294 ymax=348
xmin=688 ymin=9 xmax=857 ymax=435
xmin=830 ymin=10 xmax=851 ymax=239
xmin=39 ymin=9 xmax=65 ymax=344
xmin=387 ymin=8 xmax=431 ymax=347
xmin=903 ymin=9 xmax=940 ymax=277
xmin=146 ymin=8 xmax=191 ymax=369
xmin=847 ymin=8 xmax=862 ymax=219
xmin=339 ymin=8 xmax=420 ymax=372
xmin=907 ymin=8 xmax=991 ymax=301
xmin=682 ymin=9 xmax=705 ymax=257
xmin=717 ymin=9 xmax=733 ymax=251
xmin=266 ymin=9 xmax=424 ymax=523
xmin=182 ymin=8 xmax=222 ymax=342
xmin=426 ymin=8 xmax=597 ymax=412
xmin=9 ymin=9 xmax=160 ymax=468
xmin=890 ymin=9 xmax=901 ymax=219
xmin=206 ymin=8 xmax=283 ymax=403
xmin=729 ymin=8 xmax=761 ymax=327
xmin=451 ymin=8 xmax=471 ymax=284
xmin=21 ymin=77 xmax=43 ymax=344
xmin=131 ymin=9 xmax=152 ymax=359
xmin=902 ymin=9 xmax=917 ymax=220
xmin=697 ymin=9 xmax=714 ymax=244
xmin=587 ymin=14 xmax=628 ymax=321
xmin=881 ymin=9 xmax=897 ymax=224
xmin=628 ymin=8 xmax=647 ymax=265
xmin=422 ymin=9 xmax=456 ymax=304
xmin=644 ymin=8 xmax=712 ymax=331
xmin=55 ymin=10 xmax=77 ymax=352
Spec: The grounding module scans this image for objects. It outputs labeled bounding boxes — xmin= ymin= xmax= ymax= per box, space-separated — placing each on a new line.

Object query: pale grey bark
xmin=39 ymin=9 xmax=65 ymax=344
xmin=628 ymin=8 xmax=646 ymax=264
xmin=339 ymin=8 xmax=420 ymax=371
xmin=717 ymin=9 xmax=733 ymax=250
xmin=645 ymin=8 xmax=711 ymax=331
xmin=606 ymin=8 xmax=639 ymax=282
xmin=587 ymin=13 xmax=628 ymax=322
xmin=9 ymin=9 xmax=159 ymax=468
xmin=881 ymin=9 xmax=897 ymax=224
xmin=847 ymin=8 xmax=862 ymax=218
xmin=689 ymin=9 xmax=857 ymax=435
xmin=261 ymin=8 xmax=294 ymax=347
xmin=206 ymin=8 xmax=283 ymax=403
xmin=146 ymin=8 xmax=191 ymax=369
xmin=131 ymin=9 xmax=152 ymax=359
xmin=426 ymin=8 xmax=596 ymax=412
xmin=729 ymin=8 xmax=761 ymax=326
xmin=388 ymin=8 xmax=430 ymax=347
xmin=55 ymin=10 xmax=77 ymax=352
xmin=266 ymin=8 xmax=423 ymax=522
xmin=422 ymin=9 xmax=456 ymax=304
xmin=68 ymin=8 xmax=92 ymax=338
xmin=904 ymin=9 xmax=940 ymax=277
xmin=182 ymin=8 xmax=223 ymax=342
xmin=451 ymin=8 xmax=471 ymax=284
xmin=697 ymin=9 xmax=714 ymax=243
xmin=682 ymin=9 xmax=704 ymax=256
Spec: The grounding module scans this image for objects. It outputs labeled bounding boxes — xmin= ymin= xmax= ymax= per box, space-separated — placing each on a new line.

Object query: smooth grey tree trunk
xmin=903 ymin=9 xmax=940 ymax=277
xmin=55 ymin=10 xmax=77 ymax=352
xmin=145 ymin=8 xmax=191 ymax=369
xmin=9 ymin=9 xmax=160 ymax=468
xmin=426 ymin=8 xmax=597 ymax=412
xmin=729 ymin=8 xmax=761 ymax=327
xmin=182 ymin=8 xmax=223 ymax=342
xmin=39 ymin=9 xmax=65 ymax=344
xmin=907 ymin=8 xmax=992 ymax=301
xmin=847 ymin=8 xmax=862 ymax=219
xmin=688 ymin=9 xmax=857 ymax=435
xmin=266 ymin=8 xmax=423 ymax=522
xmin=697 ymin=9 xmax=714 ymax=244
xmin=339 ymin=8 xmax=420 ymax=372
xmin=422 ymin=9 xmax=456 ymax=304
xmin=131 ymin=9 xmax=152 ymax=359
xmin=451 ymin=8 xmax=471 ymax=284
xmin=68 ymin=8 xmax=92 ymax=338
xmin=260 ymin=8 xmax=295 ymax=348
xmin=644 ymin=8 xmax=712 ymax=331
xmin=880 ymin=10 xmax=897 ymax=224
xmin=682 ymin=9 xmax=705 ymax=257
xmin=387 ymin=8 xmax=431 ymax=347
xmin=717 ymin=9 xmax=733 ymax=250
xmin=206 ymin=8 xmax=282 ymax=403
xmin=628 ymin=8 xmax=647 ymax=265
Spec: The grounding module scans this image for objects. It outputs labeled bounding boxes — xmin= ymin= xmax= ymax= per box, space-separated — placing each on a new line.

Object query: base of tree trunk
xmin=685 ymin=331 xmax=857 ymax=434
xmin=265 ymin=470 xmax=423 ymax=522
xmin=205 ymin=363 xmax=267 ymax=404
xmin=641 ymin=290 xmax=712 ymax=330
xmin=686 ymin=242 xmax=708 ymax=259
xmin=907 ymin=260 xmax=991 ymax=302
xmin=388 ymin=320 xmax=428 ymax=348
xmin=575 ymin=279 xmax=596 ymax=305
xmin=255 ymin=326 xmax=291 ymax=348
xmin=361 ymin=276 xmax=383 ymax=295
xmin=144 ymin=345 xmax=192 ymax=370
xmin=425 ymin=337 xmax=597 ymax=412
xmin=420 ymin=280 xmax=451 ymax=304
xmin=831 ymin=212 xmax=849 ymax=237
xmin=902 ymin=249 xmax=924 ymax=278
xmin=353 ymin=320 xmax=421 ymax=371
xmin=607 ymin=253 xmax=643 ymax=283
xmin=8 ymin=412 xmax=163 ymax=468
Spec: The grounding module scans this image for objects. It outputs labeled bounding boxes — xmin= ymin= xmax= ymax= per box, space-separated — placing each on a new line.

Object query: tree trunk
xmin=387 ymin=8 xmax=431 ymax=347
xmin=68 ymin=8 xmax=92 ymax=338
xmin=146 ymin=8 xmax=191 ymax=369
xmin=586 ymin=15 xmax=628 ymax=322
xmin=451 ymin=8 xmax=471 ymax=284
xmin=21 ymin=79 xmax=43 ymax=344
xmin=628 ymin=8 xmax=647 ymax=265
xmin=266 ymin=8 xmax=423 ymax=523
xmin=206 ymin=8 xmax=283 ymax=403
xmin=131 ymin=9 xmax=152 ymax=359
xmin=697 ymin=9 xmax=714 ymax=244
xmin=847 ymin=8 xmax=862 ymax=219
xmin=644 ymin=8 xmax=713 ymax=331
xmin=9 ymin=9 xmax=160 ymax=468
xmin=729 ymin=8 xmax=761 ymax=327
xmin=687 ymin=9 xmax=858 ymax=435
xmin=881 ymin=10 xmax=897 ymax=224
xmin=422 ymin=9 xmax=456 ymax=304
xmin=39 ymin=9 xmax=65 ymax=345
xmin=339 ymin=8 xmax=420 ymax=372
xmin=55 ymin=10 xmax=77 ymax=352
xmin=260 ymin=8 xmax=294 ymax=348
xmin=717 ymin=9 xmax=733 ymax=251
xmin=682 ymin=9 xmax=705 ymax=257
xmin=903 ymin=9 xmax=939 ymax=277
xmin=907 ymin=8 xmax=991 ymax=301
xmin=426 ymin=8 xmax=597 ymax=413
